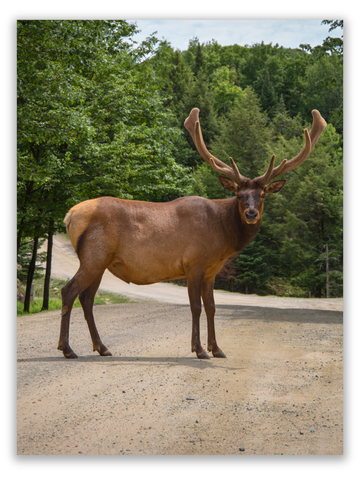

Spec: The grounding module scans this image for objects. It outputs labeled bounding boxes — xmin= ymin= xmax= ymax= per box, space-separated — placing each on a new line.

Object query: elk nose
xmin=245 ymin=211 xmax=258 ymax=220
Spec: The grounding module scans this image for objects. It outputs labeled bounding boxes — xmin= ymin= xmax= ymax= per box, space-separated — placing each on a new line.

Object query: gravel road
xmin=17 ymin=236 xmax=343 ymax=455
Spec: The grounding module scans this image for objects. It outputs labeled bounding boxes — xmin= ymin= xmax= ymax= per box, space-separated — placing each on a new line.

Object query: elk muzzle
xmin=244 ymin=209 xmax=259 ymax=224
xmin=245 ymin=210 xmax=258 ymax=221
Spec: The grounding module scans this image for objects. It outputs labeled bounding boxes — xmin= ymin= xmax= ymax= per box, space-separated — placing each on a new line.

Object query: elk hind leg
xmin=79 ymin=275 xmax=112 ymax=356
xmin=58 ymin=267 xmax=104 ymax=358
xmin=201 ymin=277 xmax=226 ymax=358
xmin=58 ymin=271 xmax=87 ymax=358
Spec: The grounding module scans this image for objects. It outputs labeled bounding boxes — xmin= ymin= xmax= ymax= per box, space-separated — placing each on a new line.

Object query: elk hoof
xmin=100 ymin=349 xmax=112 ymax=357
xmin=62 ymin=349 xmax=78 ymax=359
xmin=197 ymin=351 xmax=210 ymax=360
xmin=58 ymin=345 xmax=78 ymax=359
xmin=64 ymin=351 xmax=78 ymax=359
xmin=213 ymin=350 xmax=226 ymax=358
xmin=95 ymin=345 xmax=112 ymax=356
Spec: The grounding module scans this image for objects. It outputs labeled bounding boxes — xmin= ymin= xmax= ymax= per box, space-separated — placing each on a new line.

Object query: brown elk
xmin=58 ymin=108 xmax=326 ymax=359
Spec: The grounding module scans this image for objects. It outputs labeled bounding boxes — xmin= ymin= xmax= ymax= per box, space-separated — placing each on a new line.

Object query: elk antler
xmin=254 ymin=110 xmax=327 ymax=186
xmin=184 ymin=108 xmax=248 ymax=186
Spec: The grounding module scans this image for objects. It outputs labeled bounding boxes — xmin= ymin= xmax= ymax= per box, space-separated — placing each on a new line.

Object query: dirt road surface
xmin=17 ymin=236 xmax=343 ymax=455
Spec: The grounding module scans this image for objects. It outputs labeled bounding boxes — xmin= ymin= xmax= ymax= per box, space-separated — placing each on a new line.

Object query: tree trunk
xmin=325 ymin=243 xmax=330 ymax=298
xmin=17 ymin=181 xmax=34 ymax=257
xmin=17 ymin=228 xmax=22 ymax=258
xmin=42 ymin=225 xmax=54 ymax=311
xmin=23 ymin=236 xmax=39 ymax=312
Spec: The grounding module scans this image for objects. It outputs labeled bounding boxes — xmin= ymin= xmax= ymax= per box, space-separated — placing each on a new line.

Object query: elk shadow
xmin=17 ymin=355 xmax=239 ymax=371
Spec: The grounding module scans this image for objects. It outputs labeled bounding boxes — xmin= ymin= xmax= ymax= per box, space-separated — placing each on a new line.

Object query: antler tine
xmin=309 ymin=109 xmax=328 ymax=147
xmin=254 ymin=110 xmax=327 ymax=185
xmin=184 ymin=108 xmax=221 ymax=167
xmin=208 ymin=156 xmax=231 ymax=177
xmin=184 ymin=108 xmax=247 ymax=185
xmin=254 ymin=156 xmax=287 ymax=186
xmin=229 ymin=157 xmax=247 ymax=186
xmin=254 ymin=154 xmax=275 ymax=186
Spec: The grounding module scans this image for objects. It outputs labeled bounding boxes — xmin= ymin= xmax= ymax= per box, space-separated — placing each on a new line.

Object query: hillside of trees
xmin=17 ymin=20 xmax=343 ymax=311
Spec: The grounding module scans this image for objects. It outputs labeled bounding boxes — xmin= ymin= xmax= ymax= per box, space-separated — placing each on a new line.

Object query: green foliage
xmin=271 ymin=99 xmax=304 ymax=140
xmin=233 ymin=239 xmax=271 ymax=294
xmin=190 ymin=162 xmax=229 ymax=199
xmin=210 ymin=66 xmax=246 ymax=116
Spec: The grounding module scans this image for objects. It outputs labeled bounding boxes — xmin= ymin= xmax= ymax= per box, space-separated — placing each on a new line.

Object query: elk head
xmin=184 ymin=108 xmax=327 ymax=225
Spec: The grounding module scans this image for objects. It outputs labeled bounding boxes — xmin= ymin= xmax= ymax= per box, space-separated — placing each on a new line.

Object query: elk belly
xmin=107 ymin=257 xmax=185 ymax=286
xmin=107 ymin=262 xmax=131 ymax=284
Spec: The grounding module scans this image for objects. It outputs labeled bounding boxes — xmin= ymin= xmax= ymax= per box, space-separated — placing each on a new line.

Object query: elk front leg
xmin=186 ymin=272 xmax=210 ymax=359
xmin=201 ymin=277 xmax=226 ymax=358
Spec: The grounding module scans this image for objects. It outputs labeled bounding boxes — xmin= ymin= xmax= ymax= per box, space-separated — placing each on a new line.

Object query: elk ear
xmin=219 ymin=176 xmax=237 ymax=192
xmin=264 ymin=180 xmax=286 ymax=194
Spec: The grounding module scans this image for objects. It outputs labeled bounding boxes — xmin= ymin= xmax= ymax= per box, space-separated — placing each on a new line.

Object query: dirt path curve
xmin=17 ymin=236 xmax=343 ymax=455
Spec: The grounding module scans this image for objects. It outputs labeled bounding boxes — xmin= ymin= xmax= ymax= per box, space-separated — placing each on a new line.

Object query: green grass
xmin=17 ymin=276 xmax=132 ymax=316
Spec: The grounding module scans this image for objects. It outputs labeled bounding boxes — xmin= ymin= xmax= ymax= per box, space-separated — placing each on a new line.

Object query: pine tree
xmin=234 ymin=239 xmax=271 ymax=294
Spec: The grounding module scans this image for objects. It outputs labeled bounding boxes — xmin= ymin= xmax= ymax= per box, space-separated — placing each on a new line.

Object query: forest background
xmin=17 ymin=20 xmax=343 ymax=312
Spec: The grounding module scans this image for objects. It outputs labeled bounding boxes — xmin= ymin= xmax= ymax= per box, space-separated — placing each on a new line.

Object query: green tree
xmin=256 ymin=67 xmax=279 ymax=117
xmin=234 ymin=239 xmax=271 ymax=294
xmin=210 ymin=66 xmax=246 ymax=116
xmin=271 ymin=98 xmax=304 ymax=140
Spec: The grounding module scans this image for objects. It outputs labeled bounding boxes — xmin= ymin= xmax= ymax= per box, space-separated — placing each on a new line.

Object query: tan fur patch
xmin=61 ymin=306 xmax=68 ymax=316
xmin=65 ymin=199 xmax=99 ymax=252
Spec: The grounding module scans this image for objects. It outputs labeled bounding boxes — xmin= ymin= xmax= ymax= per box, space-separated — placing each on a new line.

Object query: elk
xmin=58 ymin=108 xmax=326 ymax=359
